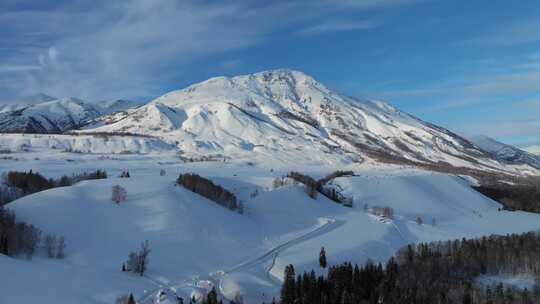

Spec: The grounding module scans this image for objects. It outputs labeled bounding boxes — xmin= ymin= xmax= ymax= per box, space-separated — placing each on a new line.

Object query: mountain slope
xmin=95 ymin=99 xmax=142 ymax=114
xmin=81 ymin=69 xmax=517 ymax=172
xmin=0 ymin=97 xmax=141 ymax=134
xmin=0 ymin=93 xmax=56 ymax=113
xmin=468 ymin=135 xmax=540 ymax=169
xmin=0 ymin=98 xmax=102 ymax=133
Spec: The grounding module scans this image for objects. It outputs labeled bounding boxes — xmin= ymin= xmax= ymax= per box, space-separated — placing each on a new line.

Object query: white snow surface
xmin=1 ymin=154 xmax=540 ymax=303
xmin=0 ymin=134 xmax=175 ymax=154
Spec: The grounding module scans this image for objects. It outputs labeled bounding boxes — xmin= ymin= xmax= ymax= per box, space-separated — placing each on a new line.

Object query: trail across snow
xmin=214 ymin=217 xmax=344 ymax=300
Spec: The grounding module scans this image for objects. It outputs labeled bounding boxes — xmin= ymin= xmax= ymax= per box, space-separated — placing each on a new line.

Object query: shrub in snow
xmin=272 ymin=176 xmax=287 ymax=189
xmin=160 ymin=169 xmax=166 ymax=176
xmin=233 ymin=293 xmax=244 ymax=304
xmin=115 ymin=294 xmax=135 ymax=304
xmin=416 ymin=217 xmax=423 ymax=225
xmin=112 ymin=185 xmax=127 ymax=204
xmin=120 ymin=170 xmax=131 ymax=178
xmin=125 ymin=240 xmax=151 ymax=276
xmin=370 ymin=206 xmax=394 ymax=219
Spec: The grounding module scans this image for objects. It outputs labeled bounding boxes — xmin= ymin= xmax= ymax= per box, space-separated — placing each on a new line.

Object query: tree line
xmin=177 ymin=173 xmax=243 ymax=214
xmin=472 ymin=177 xmax=540 ymax=213
xmin=275 ymin=171 xmax=354 ymax=206
xmin=1 ymin=169 xmax=107 ymax=205
xmin=0 ymin=206 xmax=66 ymax=259
xmin=280 ymin=231 xmax=540 ymax=304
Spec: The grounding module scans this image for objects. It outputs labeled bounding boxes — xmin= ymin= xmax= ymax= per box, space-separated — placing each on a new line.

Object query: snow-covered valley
xmin=1 ymin=150 xmax=540 ymax=303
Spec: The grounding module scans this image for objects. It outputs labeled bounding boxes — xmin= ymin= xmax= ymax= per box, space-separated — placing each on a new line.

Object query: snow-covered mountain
xmin=0 ymin=97 xmax=102 ymax=133
xmin=523 ymin=145 xmax=540 ymax=156
xmin=81 ymin=69 xmax=511 ymax=171
xmin=0 ymin=93 xmax=56 ymax=113
xmin=95 ymin=99 xmax=142 ymax=114
xmin=468 ymin=135 xmax=540 ymax=169
xmin=0 ymin=97 xmax=141 ymax=133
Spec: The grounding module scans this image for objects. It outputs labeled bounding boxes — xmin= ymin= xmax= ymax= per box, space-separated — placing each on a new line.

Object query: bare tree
xmin=126 ymin=240 xmax=151 ymax=276
xmin=112 ymin=185 xmax=127 ymax=204
xmin=138 ymin=240 xmax=151 ymax=276
xmin=56 ymin=235 xmax=66 ymax=259
xmin=44 ymin=234 xmax=57 ymax=258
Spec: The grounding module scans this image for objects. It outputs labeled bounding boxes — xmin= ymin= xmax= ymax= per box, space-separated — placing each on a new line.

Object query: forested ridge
xmin=280 ymin=232 xmax=540 ymax=304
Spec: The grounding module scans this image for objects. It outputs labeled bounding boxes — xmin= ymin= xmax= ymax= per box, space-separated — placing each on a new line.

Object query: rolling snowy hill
xmin=79 ymin=69 xmax=523 ymax=173
xmin=468 ymin=135 xmax=540 ymax=169
xmin=2 ymin=160 xmax=540 ymax=304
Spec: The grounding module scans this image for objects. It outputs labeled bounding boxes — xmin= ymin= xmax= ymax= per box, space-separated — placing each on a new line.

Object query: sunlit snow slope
xmin=2 ymin=163 xmax=540 ymax=304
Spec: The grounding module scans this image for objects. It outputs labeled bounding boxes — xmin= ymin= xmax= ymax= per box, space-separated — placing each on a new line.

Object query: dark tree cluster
xmin=317 ymin=171 xmax=354 ymax=187
xmin=473 ymin=178 xmax=540 ymax=213
xmin=177 ymin=173 xmax=241 ymax=213
xmin=286 ymin=172 xmax=318 ymax=199
xmin=1 ymin=170 xmax=107 ymax=205
xmin=55 ymin=169 xmax=108 ymax=187
xmin=281 ymin=232 xmax=540 ymax=304
xmin=4 ymin=170 xmax=52 ymax=195
xmin=283 ymin=171 xmax=354 ymax=206
xmin=0 ymin=207 xmax=66 ymax=259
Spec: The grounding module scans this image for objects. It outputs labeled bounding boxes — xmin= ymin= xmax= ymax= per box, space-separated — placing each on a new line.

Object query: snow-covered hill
xmin=80 ymin=69 xmax=517 ymax=172
xmin=468 ymin=135 xmax=540 ymax=169
xmin=0 ymin=97 xmax=141 ymax=133
xmin=0 ymin=97 xmax=101 ymax=133
xmin=2 ymin=160 xmax=540 ymax=304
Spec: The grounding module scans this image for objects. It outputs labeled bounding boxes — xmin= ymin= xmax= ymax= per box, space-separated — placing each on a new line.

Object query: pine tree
xmin=127 ymin=293 xmax=136 ymax=304
xmin=319 ymin=247 xmax=327 ymax=268
xmin=281 ymin=264 xmax=296 ymax=304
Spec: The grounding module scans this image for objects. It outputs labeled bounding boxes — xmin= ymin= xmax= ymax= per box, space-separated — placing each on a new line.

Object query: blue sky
xmin=1 ymin=0 xmax=540 ymax=146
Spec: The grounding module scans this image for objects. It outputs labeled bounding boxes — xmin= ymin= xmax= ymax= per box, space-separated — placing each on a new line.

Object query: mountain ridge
xmin=79 ymin=69 xmax=529 ymax=173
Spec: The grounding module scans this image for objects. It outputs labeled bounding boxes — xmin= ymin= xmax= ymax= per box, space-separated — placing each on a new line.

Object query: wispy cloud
xmin=298 ymin=20 xmax=376 ymax=35
xmin=466 ymin=17 xmax=540 ymax=46
xmin=0 ymin=64 xmax=41 ymax=72
xmin=0 ymin=0 xmax=415 ymax=102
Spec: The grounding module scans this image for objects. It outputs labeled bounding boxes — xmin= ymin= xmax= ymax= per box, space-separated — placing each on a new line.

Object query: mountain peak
xmin=77 ymin=69 xmax=533 ymax=174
